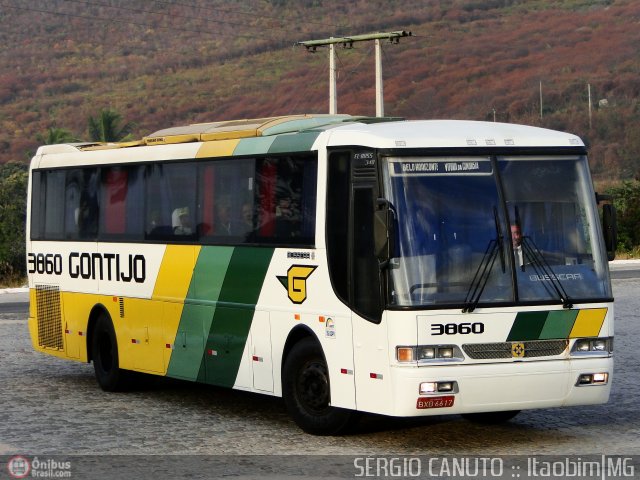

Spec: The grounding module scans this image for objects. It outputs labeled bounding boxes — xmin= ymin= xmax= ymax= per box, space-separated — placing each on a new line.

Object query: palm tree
xmin=36 ymin=127 xmax=78 ymax=145
xmin=88 ymin=109 xmax=135 ymax=142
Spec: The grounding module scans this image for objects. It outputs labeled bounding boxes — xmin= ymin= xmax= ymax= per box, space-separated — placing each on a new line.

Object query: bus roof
xmin=34 ymin=114 xmax=584 ymax=158
xmin=325 ymin=119 xmax=585 ymax=150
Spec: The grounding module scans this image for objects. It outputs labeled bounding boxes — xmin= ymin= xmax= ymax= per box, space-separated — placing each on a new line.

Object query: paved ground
xmin=0 ymin=269 xmax=638 ymax=478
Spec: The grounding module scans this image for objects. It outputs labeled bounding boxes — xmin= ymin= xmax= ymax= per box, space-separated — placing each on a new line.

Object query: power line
xmin=150 ymin=0 xmax=349 ymax=31
xmin=57 ymin=0 xmax=279 ymax=34
xmin=0 ymin=1 xmax=273 ymax=42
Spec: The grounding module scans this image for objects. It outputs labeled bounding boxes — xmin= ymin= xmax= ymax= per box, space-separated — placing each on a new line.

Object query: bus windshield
xmin=382 ymin=155 xmax=611 ymax=308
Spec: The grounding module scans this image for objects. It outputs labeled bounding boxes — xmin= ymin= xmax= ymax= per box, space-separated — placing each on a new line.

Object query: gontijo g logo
xmin=277 ymin=265 xmax=317 ymax=304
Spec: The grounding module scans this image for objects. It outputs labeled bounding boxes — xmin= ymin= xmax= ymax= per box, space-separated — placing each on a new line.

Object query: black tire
xmin=282 ymin=337 xmax=358 ymax=435
xmin=462 ymin=410 xmax=520 ymax=424
xmin=91 ymin=312 xmax=130 ymax=392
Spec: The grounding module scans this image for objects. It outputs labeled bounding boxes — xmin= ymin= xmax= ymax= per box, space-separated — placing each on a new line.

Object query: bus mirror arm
xmin=595 ymin=192 xmax=612 ymax=204
xmin=374 ymin=198 xmax=396 ymax=269
xmin=602 ymin=203 xmax=617 ymax=261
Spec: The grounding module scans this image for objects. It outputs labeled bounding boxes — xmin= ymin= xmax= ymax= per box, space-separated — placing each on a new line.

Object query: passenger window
xmin=64 ymin=168 xmax=99 ymax=240
xmin=198 ymin=159 xmax=255 ymax=243
xmin=100 ymin=166 xmax=144 ymax=240
xmin=254 ymin=156 xmax=317 ymax=245
xmin=146 ymin=163 xmax=197 ymax=241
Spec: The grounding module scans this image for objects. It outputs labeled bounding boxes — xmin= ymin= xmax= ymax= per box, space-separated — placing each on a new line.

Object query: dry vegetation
xmin=0 ymin=0 xmax=639 ymax=181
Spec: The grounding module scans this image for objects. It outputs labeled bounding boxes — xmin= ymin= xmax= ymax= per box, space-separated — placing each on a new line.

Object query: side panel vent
xmin=352 ymin=165 xmax=376 ymax=182
xmin=119 ymin=297 xmax=125 ymax=318
xmin=35 ymin=285 xmax=63 ymax=351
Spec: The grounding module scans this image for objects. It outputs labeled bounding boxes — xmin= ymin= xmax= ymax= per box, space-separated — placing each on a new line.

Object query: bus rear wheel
xmin=282 ymin=337 xmax=357 ymax=435
xmin=91 ymin=312 xmax=130 ymax=392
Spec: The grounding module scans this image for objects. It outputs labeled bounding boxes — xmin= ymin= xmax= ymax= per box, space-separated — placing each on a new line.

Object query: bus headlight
xmin=571 ymin=337 xmax=613 ymax=356
xmin=397 ymin=345 xmax=465 ymax=363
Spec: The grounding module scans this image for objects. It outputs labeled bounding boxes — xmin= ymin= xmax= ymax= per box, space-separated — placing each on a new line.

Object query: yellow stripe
xmin=569 ymin=308 xmax=607 ymax=337
xmin=152 ymin=245 xmax=200 ymax=301
xmin=196 ymin=139 xmax=240 ymax=158
xmin=200 ymin=129 xmax=257 ymax=142
xmin=151 ymin=245 xmax=201 ymax=374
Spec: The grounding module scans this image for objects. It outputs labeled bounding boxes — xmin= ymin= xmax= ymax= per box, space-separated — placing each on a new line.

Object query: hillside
xmin=1 ymin=0 xmax=639 ymax=182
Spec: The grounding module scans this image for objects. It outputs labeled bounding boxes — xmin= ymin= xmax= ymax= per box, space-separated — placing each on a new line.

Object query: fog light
xmin=576 ymin=372 xmax=609 ymax=386
xmin=419 ymin=382 xmax=437 ymax=394
xmin=419 ymin=381 xmax=458 ymax=395
xmin=438 ymin=382 xmax=454 ymax=392
xmin=578 ymin=374 xmax=593 ymax=385
xmin=592 ymin=372 xmax=608 ymax=384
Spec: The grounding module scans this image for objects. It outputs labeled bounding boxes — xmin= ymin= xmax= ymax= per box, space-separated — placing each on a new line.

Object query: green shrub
xmin=0 ymin=162 xmax=28 ymax=282
xmin=605 ymin=180 xmax=640 ymax=253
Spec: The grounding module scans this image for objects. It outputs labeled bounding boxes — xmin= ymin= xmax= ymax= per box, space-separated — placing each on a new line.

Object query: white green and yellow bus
xmin=26 ymin=114 xmax=616 ymax=434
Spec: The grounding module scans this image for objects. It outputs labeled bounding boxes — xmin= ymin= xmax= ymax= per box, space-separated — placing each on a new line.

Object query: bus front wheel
xmin=91 ymin=312 xmax=129 ymax=392
xmin=282 ymin=337 xmax=357 ymax=435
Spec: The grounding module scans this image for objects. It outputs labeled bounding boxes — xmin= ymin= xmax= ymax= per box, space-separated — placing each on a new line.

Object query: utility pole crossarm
xmin=297 ymin=30 xmax=411 ymax=51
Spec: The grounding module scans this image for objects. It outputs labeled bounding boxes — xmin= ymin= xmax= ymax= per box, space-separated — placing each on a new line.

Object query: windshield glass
xmin=383 ymin=157 xmax=512 ymax=306
xmin=382 ymin=155 xmax=611 ymax=307
xmin=499 ymin=155 xmax=611 ymax=302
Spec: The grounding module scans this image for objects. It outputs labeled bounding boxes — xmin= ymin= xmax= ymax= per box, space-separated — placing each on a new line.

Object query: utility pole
xmin=539 ymin=81 xmax=543 ymax=120
xmin=298 ymin=31 xmax=412 ymax=117
xmin=375 ymin=38 xmax=384 ymax=117
xmin=588 ymin=83 xmax=592 ymax=129
xmin=329 ymin=41 xmax=337 ymax=114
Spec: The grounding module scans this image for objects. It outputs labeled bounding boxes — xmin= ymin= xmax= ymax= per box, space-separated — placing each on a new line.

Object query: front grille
xmin=463 ymin=339 xmax=569 ymax=359
xmin=35 ymin=284 xmax=63 ymax=350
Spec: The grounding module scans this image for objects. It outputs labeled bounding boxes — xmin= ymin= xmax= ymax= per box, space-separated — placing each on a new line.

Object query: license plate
xmin=416 ymin=395 xmax=455 ymax=409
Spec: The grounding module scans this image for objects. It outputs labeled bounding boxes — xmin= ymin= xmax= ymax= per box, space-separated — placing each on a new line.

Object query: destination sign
xmin=391 ymin=160 xmax=492 ymax=176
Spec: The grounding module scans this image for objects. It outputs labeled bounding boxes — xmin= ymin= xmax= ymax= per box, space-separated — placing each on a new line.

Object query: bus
xmin=26 ymin=114 xmax=616 ymax=435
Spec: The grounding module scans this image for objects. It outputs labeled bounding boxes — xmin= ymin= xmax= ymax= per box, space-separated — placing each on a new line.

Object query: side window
xmin=100 ymin=166 xmax=144 ymax=240
xmin=326 ymin=152 xmax=350 ymax=304
xmin=30 ymin=171 xmax=44 ymax=240
xmin=31 ymin=170 xmax=65 ymax=240
xmin=146 ymin=163 xmax=197 ymax=241
xmin=198 ymin=159 xmax=255 ymax=243
xmin=254 ymin=155 xmax=317 ymax=245
xmin=352 ymin=185 xmax=382 ymax=320
xmin=64 ymin=168 xmax=99 ymax=240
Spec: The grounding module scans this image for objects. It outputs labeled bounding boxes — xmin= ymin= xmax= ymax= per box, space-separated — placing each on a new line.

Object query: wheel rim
xmin=297 ymin=360 xmax=330 ymax=413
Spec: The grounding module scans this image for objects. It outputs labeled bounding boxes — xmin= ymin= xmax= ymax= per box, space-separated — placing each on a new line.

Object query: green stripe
xmin=506 ymin=309 xmax=589 ymax=341
xmin=268 ymin=132 xmax=320 ymax=153
xmin=507 ymin=311 xmax=548 ymax=341
xmin=202 ymin=247 xmax=274 ymax=387
xmin=167 ymin=247 xmax=234 ymax=380
xmin=539 ymin=310 xmax=578 ymax=339
xmin=232 ymin=136 xmax=276 ymax=156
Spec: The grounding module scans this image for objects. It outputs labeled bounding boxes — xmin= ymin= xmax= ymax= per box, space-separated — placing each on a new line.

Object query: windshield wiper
xmin=521 ymin=237 xmax=573 ymax=309
xmin=462 ymin=207 xmax=504 ymax=313
xmin=462 ymin=238 xmax=500 ymax=313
